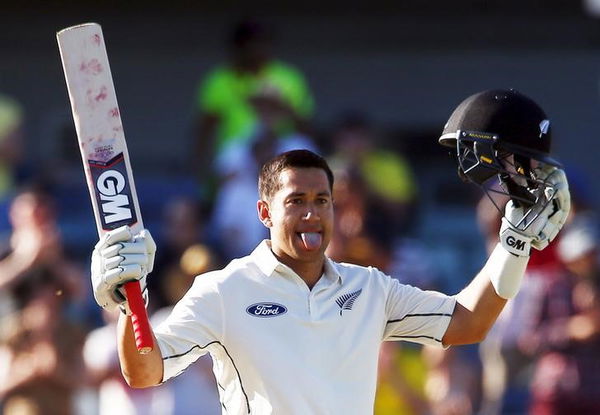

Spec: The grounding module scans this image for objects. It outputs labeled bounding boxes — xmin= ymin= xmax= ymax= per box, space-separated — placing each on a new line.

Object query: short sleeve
xmin=383 ymin=278 xmax=456 ymax=347
xmin=154 ymin=275 xmax=224 ymax=381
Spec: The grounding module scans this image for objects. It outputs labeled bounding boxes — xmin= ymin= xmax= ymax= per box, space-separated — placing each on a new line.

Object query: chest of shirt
xmin=218 ymin=274 xmax=385 ymax=370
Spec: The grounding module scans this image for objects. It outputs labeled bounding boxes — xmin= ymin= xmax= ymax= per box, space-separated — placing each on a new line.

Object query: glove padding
xmin=500 ymin=166 xmax=570 ymax=256
xmin=91 ymin=225 xmax=156 ymax=313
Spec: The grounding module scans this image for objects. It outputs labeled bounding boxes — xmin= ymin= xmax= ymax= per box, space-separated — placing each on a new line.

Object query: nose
xmin=303 ymin=207 xmax=320 ymax=221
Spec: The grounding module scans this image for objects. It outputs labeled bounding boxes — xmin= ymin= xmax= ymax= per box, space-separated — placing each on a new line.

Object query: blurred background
xmin=1 ymin=1 xmax=599 ymax=414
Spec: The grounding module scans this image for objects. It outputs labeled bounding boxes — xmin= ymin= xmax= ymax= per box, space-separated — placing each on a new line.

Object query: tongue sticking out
xmin=300 ymin=232 xmax=322 ymax=250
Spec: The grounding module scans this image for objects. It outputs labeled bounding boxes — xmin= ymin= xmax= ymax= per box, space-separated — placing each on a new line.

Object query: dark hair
xmin=258 ymin=150 xmax=334 ymax=200
xmin=230 ymin=19 xmax=273 ymax=47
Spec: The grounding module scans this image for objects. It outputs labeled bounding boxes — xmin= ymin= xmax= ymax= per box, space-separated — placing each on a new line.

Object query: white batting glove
xmin=91 ymin=225 xmax=156 ymax=314
xmin=500 ymin=166 xmax=570 ymax=257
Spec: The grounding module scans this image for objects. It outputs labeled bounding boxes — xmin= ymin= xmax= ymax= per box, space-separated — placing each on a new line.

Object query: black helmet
xmin=440 ymin=89 xmax=562 ymax=226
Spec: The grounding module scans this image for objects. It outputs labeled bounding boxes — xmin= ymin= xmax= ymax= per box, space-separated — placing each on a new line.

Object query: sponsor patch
xmin=246 ymin=303 xmax=288 ymax=318
xmin=89 ymin=152 xmax=137 ymax=230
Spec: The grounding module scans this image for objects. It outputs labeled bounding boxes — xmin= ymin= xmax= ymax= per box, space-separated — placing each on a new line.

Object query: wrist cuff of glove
xmin=500 ymin=226 xmax=532 ymax=257
xmin=485 ymin=243 xmax=530 ymax=299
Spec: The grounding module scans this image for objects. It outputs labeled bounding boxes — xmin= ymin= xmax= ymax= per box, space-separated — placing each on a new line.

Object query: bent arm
xmin=442 ymin=270 xmax=507 ymax=346
xmin=0 ymin=254 xmax=30 ymax=290
xmin=442 ymin=244 xmax=528 ymax=346
xmin=117 ymin=313 xmax=164 ymax=388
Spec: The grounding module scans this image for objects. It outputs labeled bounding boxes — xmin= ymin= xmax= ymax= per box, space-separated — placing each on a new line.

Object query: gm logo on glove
xmin=500 ymin=226 xmax=531 ymax=257
xmin=505 ymin=235 xmax=526 ymax=251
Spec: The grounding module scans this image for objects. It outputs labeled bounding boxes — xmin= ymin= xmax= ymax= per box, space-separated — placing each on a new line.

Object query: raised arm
xmin=443 ymin=166 xmax=570 ymax=346
xmin=117 ymin=313 xmax=163 ymax=387
xmin=91 ymin=225 xmax=163 ymax=387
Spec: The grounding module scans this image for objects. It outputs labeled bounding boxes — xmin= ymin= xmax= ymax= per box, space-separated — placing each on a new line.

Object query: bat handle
xmin=124 ymin=281 xmax=154 ymax=354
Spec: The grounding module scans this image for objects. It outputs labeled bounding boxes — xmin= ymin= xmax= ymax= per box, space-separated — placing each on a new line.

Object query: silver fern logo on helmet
xmin=439 ymin=89 xmax=563 ymax=231
xmin=539 ymin=120 xmax=550 ymax=138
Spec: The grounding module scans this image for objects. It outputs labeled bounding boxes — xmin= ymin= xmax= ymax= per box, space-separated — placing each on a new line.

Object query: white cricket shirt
xmin=155 ymin=240 xmax=456 ymax=414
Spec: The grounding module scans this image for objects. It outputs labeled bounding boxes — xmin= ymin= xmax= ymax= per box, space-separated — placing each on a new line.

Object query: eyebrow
xmin=286 ymin=191 xmax=331 ymax=198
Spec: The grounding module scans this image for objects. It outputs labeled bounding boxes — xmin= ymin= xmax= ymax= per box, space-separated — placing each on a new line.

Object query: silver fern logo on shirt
xmin=336 ymin=289 xmax=362 ymax=315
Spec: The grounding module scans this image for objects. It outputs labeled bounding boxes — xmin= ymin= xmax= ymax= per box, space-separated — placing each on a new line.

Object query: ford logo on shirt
xmin=246 ymin=303 xmax=288 ymax=318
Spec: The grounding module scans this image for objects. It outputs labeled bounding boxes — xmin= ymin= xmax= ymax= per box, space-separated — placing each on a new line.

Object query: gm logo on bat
xmin=246 ymin=303 xmax=288 ymax=318
xmin=89 ymin=153 xmax=137 ymax=230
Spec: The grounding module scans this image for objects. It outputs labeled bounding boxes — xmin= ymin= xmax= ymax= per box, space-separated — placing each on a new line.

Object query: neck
xmin=272 ymin=250 xmax=325 ymax=290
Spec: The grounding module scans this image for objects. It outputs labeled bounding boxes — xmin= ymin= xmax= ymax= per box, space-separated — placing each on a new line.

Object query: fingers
xmin=534 ymin=166 xmax=571 ymax=217
xmin=98 ymin=242 xmax=148 ymax=266
xmin=135 ymin=229 xmax=156 ymax=273
xmin=505 ymin=166 xmax=571 ymax=252
xmin=104 ymin=264 xmax=144 ymax=285
xmin=101 ymin=252 xmax=151 ymax=276
xmin=94 ymin=225 xmax=133 ymax=250
xmin=546 ymin=168 xmax=571 ymax=225
xmin=135 ymin=229 xmax=156 ymax=251
xmin=533 ymin=164 xmax=557 ymax=182
xmin=91 ymin=227 xmax=155 ymax=312
xmin=545 ymin=167 xmax=567 ymax=188
xmin=104 ymin=255 xmax=123 ymax=269
xmin=552 ymin=185 xmax=571 ymax=215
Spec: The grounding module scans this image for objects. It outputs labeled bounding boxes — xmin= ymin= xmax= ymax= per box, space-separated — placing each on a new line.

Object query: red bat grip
xmin=124 ymin=281 xmax=153 ymax=354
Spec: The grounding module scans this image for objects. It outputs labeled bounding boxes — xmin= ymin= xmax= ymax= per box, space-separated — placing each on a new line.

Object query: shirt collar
xmin=251 ymin=240 xmax=343 ymax=284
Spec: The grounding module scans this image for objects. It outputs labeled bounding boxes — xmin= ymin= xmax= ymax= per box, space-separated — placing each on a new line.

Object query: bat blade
xmin=57 ymin=23 xmax=153 ymax=353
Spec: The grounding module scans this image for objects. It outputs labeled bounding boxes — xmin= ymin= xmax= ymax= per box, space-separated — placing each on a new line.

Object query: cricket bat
xmin=57 ymin=23 xmax=153 ymax=353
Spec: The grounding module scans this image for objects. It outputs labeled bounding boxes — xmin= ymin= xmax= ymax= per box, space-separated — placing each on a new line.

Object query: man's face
xmin=258 ymin=167 xmax=334 ymax=265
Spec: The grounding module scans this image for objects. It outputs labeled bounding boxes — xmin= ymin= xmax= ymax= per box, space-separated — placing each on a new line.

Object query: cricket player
xmin=91 ymin=89 xmax=570 ymax=414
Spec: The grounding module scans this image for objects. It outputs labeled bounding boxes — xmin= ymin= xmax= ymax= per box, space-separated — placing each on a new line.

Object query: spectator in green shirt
xmin=194 ymin=19 xmax=314 ymax=175
xmin=0 ymin=94 xmax=24 ymax=201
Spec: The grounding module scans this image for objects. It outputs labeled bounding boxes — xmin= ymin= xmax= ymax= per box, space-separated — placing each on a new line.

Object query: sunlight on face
xmin=259 ymin=167 xmax=334 ymax=265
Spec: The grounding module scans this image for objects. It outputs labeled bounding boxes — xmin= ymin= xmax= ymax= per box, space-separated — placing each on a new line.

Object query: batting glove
xmin=91 ymin=225 xmax=156 ymax=314
xmin=500 ymin=165 xmax=570 ymax=257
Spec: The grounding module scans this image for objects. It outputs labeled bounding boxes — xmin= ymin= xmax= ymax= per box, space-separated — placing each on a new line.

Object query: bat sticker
xmin=89 ymin=153 xmax=138 ymax=230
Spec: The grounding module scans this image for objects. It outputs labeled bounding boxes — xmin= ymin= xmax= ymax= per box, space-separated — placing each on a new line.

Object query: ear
xmin=257 ymin=200 xmax=272 ymax=228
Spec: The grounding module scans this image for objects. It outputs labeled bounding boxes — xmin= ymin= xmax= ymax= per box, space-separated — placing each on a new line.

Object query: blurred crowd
xmin=1 ymin=18 xmax=599 ymax=415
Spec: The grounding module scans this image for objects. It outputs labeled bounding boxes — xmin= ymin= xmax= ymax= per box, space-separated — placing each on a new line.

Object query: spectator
xmin=526 ymin=215 xmax=600 ymax=414
xmin=147 ymin=197 xmax=210 ymax=311
xmin=328 ymin=112 xmax=418 ymax=238
xmin=194 ymin=18 xmax=314 ymax=195
xmin=0 ymin=185 xmax=86 ymax=414
xmin=375 ymin=342 xmax=430 ymax=415
xmin=209 ymin=96 xmax=317 ymax=260
xmin=0 ymin=185 xmax=84 ymax=315
xmin=0 ymin=94 xmax=24 ymax=202
xmin=477 ymin=188 xmax=563 ymax=415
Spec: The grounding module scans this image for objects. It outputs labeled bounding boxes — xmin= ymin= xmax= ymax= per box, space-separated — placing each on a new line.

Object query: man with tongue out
xmin=255 ymin=153 xmax=334 ymax=290
xmin=90 ymin=148 xmax=569 ymax=414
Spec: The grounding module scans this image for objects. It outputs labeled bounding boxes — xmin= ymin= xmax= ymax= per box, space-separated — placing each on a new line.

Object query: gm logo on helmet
xmin=246 ymin=303 xmax=288 ymax=318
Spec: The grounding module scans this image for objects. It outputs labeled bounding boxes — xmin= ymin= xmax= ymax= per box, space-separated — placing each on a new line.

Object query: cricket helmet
xmin=439 ymin=89 xmax=562 ymax=227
